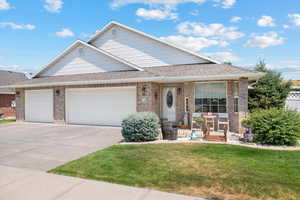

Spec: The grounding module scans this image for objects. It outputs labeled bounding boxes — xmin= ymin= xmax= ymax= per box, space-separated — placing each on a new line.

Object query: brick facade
xmin=15 ymin=79 xmax=248 ymax=133
xmin=53 ymin=87 xmax=65 ymax=123
xmin=15 ymin=89 xmax=25 ymax=121
xmin=0 ymin=94 xmax=15 ymax=118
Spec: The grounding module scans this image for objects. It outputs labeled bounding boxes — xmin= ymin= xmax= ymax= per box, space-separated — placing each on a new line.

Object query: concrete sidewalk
xmin=0 ymin=165 xmax=204 ymax=200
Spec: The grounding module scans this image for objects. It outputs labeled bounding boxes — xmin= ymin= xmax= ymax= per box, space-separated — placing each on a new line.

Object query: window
xmin=233 ymin=82 xmax=239 ymax=112
xmin=195 ymin=82 xmax=227 ymax=113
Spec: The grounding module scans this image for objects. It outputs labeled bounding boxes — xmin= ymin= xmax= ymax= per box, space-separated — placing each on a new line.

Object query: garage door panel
xmin=25 ymin=89 xmax=54 ymax=123
xmin=66 ymin=87 xmax=136 ymax=126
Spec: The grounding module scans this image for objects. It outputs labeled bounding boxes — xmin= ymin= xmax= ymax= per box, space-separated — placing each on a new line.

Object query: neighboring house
xmin=5 ymin=22 xmax=263 ymax=133
xmin=0 ymin=70 xmax=28 ymax=118
xmin=286 ymin=81 xmax=300 ymax=112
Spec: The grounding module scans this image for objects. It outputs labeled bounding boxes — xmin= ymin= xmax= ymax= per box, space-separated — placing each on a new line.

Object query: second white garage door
xmin=25 ymin=89 xmax=54 ymax=123
xmin=65 ymin=87 xmax=137 ymax=126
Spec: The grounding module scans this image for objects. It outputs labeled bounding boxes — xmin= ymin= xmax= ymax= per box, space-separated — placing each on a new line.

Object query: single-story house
xmin=4 ymin=21 xmax=264 ymax=133
xmin=0 ymin=70 xmax=27 ymax=118
xmin=286 ymin=81 xmax=300 ymax=112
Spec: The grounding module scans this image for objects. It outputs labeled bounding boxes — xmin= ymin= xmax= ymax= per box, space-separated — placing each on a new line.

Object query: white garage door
xmin=25 ymin=89 xmax=54 ymax=123
xmin=66 ymin=87 xmax=136 ymax=126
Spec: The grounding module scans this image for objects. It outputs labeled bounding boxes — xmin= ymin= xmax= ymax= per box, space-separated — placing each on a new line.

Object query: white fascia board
xmin=32 ymin=40 xmax=143 ymax=78
xmin=0 ymin=91 xmax=15 ymax=94
xmin=88 ymin=21 xmax=221 ymax=64
xmin=6 ymin=73 xmax=264 ymax=89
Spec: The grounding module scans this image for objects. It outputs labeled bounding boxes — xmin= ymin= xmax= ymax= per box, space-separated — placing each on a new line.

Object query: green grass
xmin=50 ymin=144 xmax=300 ymax=200
xmin=0 ymin=119 xmax=16 ymax=124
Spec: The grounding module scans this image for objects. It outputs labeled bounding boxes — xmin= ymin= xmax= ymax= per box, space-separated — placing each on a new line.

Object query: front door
xmin=162 ymin=88 xmax=176 ymax=122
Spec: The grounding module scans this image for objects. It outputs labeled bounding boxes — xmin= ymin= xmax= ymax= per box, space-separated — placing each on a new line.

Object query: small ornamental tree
xmin=249 ymin=60 xmax=292 ymax=111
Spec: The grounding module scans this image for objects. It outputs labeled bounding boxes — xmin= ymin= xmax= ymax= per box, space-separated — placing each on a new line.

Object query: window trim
xmin=193 ymin=81 xmax=228 ymax=113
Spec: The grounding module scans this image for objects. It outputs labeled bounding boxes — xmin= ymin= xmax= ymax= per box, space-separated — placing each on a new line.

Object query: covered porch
xmin=157 ymin=78 xmax=249 ymax=142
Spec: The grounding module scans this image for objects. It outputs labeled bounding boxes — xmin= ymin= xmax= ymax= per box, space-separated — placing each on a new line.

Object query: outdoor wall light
xmin=142 ymin=86 xmax=147 ymax=96
xmin=154 ymin=92 xmax=158 ymax=100
xmin=16 ymin=91 xmax=20 ymax=97
xmin=177 ymin=87 xmax=182 ymax=95
xmin=55 ymin=89 xmax=60 ymax=96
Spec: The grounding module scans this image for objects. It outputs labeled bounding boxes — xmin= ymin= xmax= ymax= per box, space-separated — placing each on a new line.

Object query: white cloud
xmin=288 ymin=14 xmax=300 ymax=26
xmin=282 ymin=71 xmax=300 ymax=80
xmin=257 ymin=16 xmax=276 ymax=27
xmin=275 ymin=60 xmax=300 ymax=71
xmin=245 ymin=32 xmax=284 ymax=48
xmin=177 ymin=21 xmax=245 ymax=40
xmin=0 ymin=22 xmax=36 ymax=30
xmin=110 ymin=0 xmax=235 ymax=9
xmin=190 ymin=9 xmax=200 ymax=16
xmin=230 ymin=16 xmax=242 ymax=23
xmin=213 ymin=0 xmax=236 ymax=8
xmin=0 ymin=64 xmax=36 ymax=73
xmin=110 ymin=0 xmax=206 ymax=9
xmin=136 ymin=8 xmax=177 ymax=20
xmin=160 ymin=35 xmax=229 ymax=51
xmin=0 ymin=0 xmax=10 ymax=10
xmin=283 ymin=24 xmax=290 ymax=29
xmin=55 ymin=28 xmax=74 ymax=38
xmin=204 ymin=51 xmax=240 ymax=62
xmin=44 ymin=0 xmax=63 ymax=13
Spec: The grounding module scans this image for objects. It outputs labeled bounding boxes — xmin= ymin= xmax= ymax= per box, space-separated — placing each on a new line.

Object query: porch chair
xmin=217 ymin=113 xmax=229 ymax=133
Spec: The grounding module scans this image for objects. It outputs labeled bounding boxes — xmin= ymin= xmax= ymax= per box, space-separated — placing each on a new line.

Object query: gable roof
xmin=88 ymin=21 xmax=221 ymax=64
xmin=0 ymin=70 xmax=27 ymax=93
xmin=33 ymin=40 xmax=144 ymax=78
xmin=4 ymin=64 xmax=264 ymax=88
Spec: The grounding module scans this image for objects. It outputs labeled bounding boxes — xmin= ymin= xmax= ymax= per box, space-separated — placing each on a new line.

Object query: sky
xmin=0 ymin=0 xmax=300 ymax=80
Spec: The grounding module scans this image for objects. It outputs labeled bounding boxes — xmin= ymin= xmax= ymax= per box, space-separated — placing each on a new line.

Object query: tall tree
xmin=249 ymin=60 xmax=292 ymax=110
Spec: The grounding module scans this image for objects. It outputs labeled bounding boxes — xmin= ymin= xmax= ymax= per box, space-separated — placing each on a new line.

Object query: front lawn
xmin=50 ymin=144 xmax=300 ymax=200
xmin=0 ymin=119 xmax=16 ymax=124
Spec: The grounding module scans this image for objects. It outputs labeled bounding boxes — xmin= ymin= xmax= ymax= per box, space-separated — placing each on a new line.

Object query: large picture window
xmin=195 ymin=82 xmax=227 ymax=113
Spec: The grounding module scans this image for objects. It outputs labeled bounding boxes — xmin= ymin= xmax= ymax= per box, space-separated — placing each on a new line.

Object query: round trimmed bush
xmin=121 ymin=112 xmax=160 ymax=142
xmin=244 ymin=108 xmax=300 ymax=146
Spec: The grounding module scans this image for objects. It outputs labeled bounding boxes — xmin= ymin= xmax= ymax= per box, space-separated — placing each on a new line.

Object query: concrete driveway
xmin=0 ymin=123 xmax=123 ymax=171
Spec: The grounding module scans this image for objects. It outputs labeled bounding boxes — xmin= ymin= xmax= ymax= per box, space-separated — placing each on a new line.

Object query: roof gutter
xmin=1 ymin=73 xmax=264 ymax=89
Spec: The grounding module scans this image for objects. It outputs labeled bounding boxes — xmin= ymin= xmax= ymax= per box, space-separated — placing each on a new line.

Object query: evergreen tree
xmin=249 ymin=60 xmax=292 ymax=110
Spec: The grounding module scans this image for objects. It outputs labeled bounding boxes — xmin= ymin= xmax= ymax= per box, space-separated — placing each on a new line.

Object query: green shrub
xmin=244 ymin=108 xmax=300 ymax=146
xmin=122 ymin=112 xmax=160 ymax=142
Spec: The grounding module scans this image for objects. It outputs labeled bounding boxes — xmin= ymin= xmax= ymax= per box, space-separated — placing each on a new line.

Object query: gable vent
xmin=111 ymin=28 xmax=117 ymax=38
xmin=78 ymin=47 xmax=84 ymax=56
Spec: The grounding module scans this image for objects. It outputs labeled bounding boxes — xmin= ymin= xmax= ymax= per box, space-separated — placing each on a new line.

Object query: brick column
xmin=53 ymin=87 xmax=65 ymax=124
xmin=15 ymin=88 xmax=25 ymax=122
xmin=227 ymin=81 xmax=235 ymax=132
xmin=238 ymin=78 xmax=249 ymax=133
xmin=183 ymin=82 xmax=194 ymax=127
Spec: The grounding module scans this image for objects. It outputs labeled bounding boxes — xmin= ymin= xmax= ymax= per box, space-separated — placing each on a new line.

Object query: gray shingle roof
xmin=0 ymin=70 xmax=28 ymax=93
xmin=144 ymin=64 xmax=261 ymax=77
xmin=4 ymin=64 xmax=263 ymax=88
